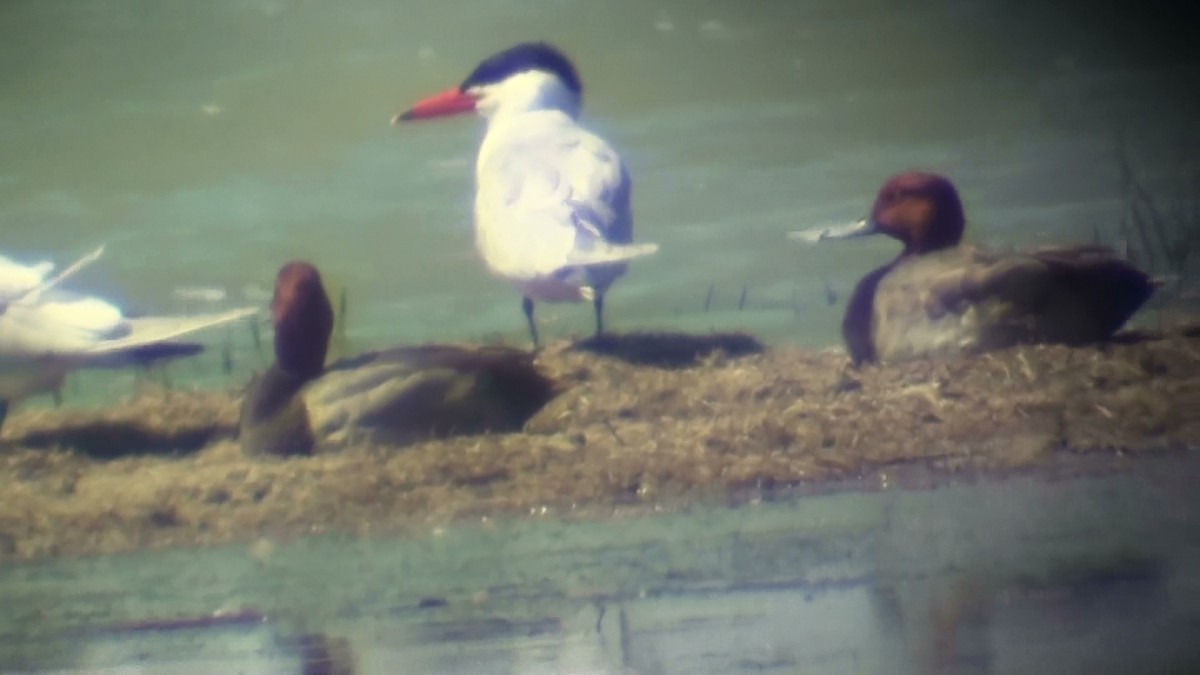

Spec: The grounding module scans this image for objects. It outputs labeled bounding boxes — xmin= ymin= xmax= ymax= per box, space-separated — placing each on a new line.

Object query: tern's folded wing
xmin=478 ymin=113 xmax=632 ymax=241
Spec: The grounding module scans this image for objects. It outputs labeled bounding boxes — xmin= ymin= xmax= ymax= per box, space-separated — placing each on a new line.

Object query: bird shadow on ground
xmin=569 ymin=331 xmax=765 ymax=368
xmin=1 ymin=389 xmax=239 ymax=460
xmin=5 ymin=422 xmax=232 ymax=460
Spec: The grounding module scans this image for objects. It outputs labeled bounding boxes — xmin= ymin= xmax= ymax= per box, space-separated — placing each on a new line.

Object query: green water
xmin=1 ymin=0 xmax=1196 ymax=401
xmin=2 ymin=457 xmax=1198 ymax=672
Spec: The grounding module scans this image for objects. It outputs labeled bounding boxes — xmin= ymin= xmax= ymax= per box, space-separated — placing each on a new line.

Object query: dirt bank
xmin=1 ymin=327 xmax=1197 ymax=562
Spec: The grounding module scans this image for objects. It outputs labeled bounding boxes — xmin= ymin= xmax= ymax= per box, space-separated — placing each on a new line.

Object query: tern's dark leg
xmin=522 ymin=296 xmax=540 ymax=348
xmin=593 ymin=294 xmax=605 ymax=336
xmin=0 ymin=399 xmax=8 ymax=436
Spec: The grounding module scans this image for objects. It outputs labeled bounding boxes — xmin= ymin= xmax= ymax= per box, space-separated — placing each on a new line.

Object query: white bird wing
xmin=83 ymin=306 xmax=259 ymax=355
xmin=0 ymin=303 xmax=258 ymax=358
xmin=0 ymin=245 xmax=106 ymax=306
xmin=32 ymin=291 xmax=125 ymax=335
xmin=476 ymin=113 xmax=656 ymax=277
xmin=0 ymin=255 xmax=53 ymax=302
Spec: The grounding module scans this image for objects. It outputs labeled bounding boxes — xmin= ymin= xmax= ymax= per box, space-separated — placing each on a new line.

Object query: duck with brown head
xmin=793 ymin=171 xmax=1159 ymax=365
xmin=271 ymin=261 xmax=333 ymax=381
xmin=863 ymin=172 xmax=966 ymax=256
xmin=239 ymin=261 xmax=559 ymax=456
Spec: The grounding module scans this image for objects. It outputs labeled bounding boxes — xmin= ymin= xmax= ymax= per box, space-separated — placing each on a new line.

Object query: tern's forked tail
xmin=567 ymin=241 xmax=660 ymax=267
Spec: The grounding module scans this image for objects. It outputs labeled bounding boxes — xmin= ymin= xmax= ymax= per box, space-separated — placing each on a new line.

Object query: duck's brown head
xmin=271 ymin=261 xmax=333 ymax=380
xmin=868 ymin=172 xmax=966 ymax=256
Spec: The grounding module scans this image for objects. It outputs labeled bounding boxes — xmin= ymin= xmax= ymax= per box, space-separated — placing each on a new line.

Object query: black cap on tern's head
xmin=459 ymin=42 xmax=582 ymax=98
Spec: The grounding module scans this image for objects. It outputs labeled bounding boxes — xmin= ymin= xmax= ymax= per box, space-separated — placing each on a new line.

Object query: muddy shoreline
xmin=2 ymin=327 xmax=1198 ymax=562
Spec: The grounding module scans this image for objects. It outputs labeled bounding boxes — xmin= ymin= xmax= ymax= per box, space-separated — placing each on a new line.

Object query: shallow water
xmin=2 ymin=0 xmax=1198 ymax=402
xmin=1 ymin=455 xmax=1198 ymax=673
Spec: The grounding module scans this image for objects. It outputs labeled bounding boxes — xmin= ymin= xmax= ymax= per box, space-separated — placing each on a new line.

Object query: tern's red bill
xmin=392 ymin=87 xmax=477 ymax=124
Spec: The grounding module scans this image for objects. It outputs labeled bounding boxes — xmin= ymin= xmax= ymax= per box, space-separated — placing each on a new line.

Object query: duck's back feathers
xmin=313 ymin=345 xmax=556 ymax=445
xmin=866 ymin=244 xmax=1157 ymax=363
xmin=239 ymin=344 xmax=558 ymax=455
xmin=1026 ymin=245 xmax=1159 ymax=337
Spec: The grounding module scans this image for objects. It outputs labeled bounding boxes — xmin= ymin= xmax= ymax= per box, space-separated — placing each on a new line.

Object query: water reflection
xmin=1 ymin=456 xmax=1197 ymax=672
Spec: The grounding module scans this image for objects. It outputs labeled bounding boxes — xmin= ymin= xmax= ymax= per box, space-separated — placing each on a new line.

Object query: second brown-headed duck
xmin=239 ymin=262 xmax=559 ymax=456
xmin=793 ymin=171 xmax=1158 ymax=365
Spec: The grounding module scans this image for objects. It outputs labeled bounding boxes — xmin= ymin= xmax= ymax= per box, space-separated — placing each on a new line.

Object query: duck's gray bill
xmin=787 ymin=219 xmax=875 ymax=244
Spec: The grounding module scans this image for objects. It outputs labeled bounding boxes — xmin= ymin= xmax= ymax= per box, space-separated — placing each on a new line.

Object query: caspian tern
xmin=0 ymin=246 xmax=258 ymax=433
xmin=393 ymin=42 xmax=659 ymax=347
